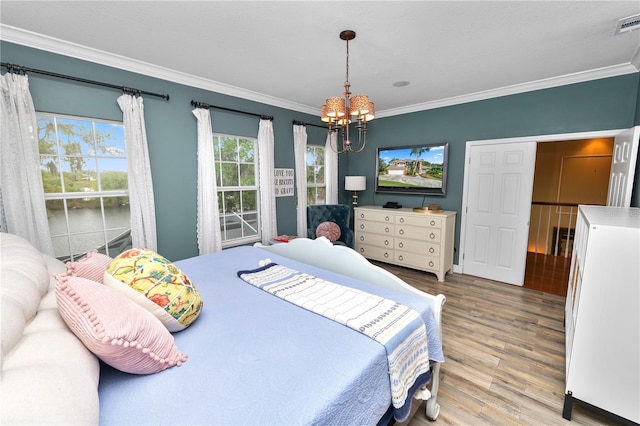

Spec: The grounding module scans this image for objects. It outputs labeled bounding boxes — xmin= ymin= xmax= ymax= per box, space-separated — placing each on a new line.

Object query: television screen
xmin=376 ymin=142 xmax=449 ymax=196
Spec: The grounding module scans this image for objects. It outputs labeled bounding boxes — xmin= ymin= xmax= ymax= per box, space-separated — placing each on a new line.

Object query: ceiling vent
xmin=615 ymin=13 xmax=640 ymax=35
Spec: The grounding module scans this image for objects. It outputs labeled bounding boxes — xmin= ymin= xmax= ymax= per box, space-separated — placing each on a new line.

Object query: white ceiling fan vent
xmin=615 ymin=14 xmax=640 ymax=35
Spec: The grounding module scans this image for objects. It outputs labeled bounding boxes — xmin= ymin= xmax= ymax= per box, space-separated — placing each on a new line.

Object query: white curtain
xmin=325 ymin=132 xmax=339 ymax=204
xmin=293 ymin=124 xmax=308 ymax=237
xmin=258 ymin=119 xmax=277 ymax=244
xmin=117 ymin=94 xmax=157 ymax=251
xmin=0 ymin=72 xmax=54 ymax=255
xmin=192 ymin=108 xmax=221 ymax=254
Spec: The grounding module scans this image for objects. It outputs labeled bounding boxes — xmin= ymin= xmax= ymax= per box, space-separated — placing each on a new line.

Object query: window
xmin=37 ymin=113 xmax=130 ymax=261
xmin=214 ymin=134 xmax=260 ymax=246
xmin=306 ymin=145 xmax=326 ymax=204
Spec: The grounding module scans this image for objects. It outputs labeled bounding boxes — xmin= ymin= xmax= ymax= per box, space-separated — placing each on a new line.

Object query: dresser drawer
xmin=396 ymin=214 xmax=442 ymax=229
xmin=395 ymin=252 xmax=440 ymax=271
xmin=356 ymin=220 xmax=394 ymax=236
xmin=356 ymin=243 xmax=393 ymax=262
xmin=357 ymin=232 xmax=394 ymax=248
xmin=395 ymin=224 xmax=441 ymax=242
xmin=395 ymin=238 xmax=439 ymax=255
xmin=356 ymin=209 xmax=394 ymax=224
xmin=353 ymin=207 xmax=456 ymax=282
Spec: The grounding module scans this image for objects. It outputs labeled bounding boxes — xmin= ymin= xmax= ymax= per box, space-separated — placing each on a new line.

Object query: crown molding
xmin=2 ymin=25 xmax=637 ymax=119
xmin=0 ymin=25 xmax=318 ymax=115
xmin=377 ymin=63 xmax=640 ymax=118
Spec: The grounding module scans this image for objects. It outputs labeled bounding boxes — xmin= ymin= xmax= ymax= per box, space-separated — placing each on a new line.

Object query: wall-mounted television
xmin=376 ymin=142 xmax=449 ymax=196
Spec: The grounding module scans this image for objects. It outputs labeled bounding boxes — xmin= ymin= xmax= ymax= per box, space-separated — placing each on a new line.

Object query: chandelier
xmin=321 ymin=30 xmax=374 ymax=153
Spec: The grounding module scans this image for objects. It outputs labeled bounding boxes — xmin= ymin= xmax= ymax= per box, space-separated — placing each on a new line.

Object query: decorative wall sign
xmin=274 ymin=168 xmax=294 ymax=197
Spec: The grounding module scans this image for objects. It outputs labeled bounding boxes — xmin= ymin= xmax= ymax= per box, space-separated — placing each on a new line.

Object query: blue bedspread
xmin=237 ymin=262 xmax=433 ymax=422
xmin=98 ymin=246 xmax=443 ymax=425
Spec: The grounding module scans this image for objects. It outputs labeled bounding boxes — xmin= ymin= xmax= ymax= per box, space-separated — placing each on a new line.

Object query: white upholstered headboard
xmin=0 ymin=232 xmax=100 ymax=425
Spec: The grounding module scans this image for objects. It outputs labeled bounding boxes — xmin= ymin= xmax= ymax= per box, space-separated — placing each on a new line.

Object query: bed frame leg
xmin=562 ymin=391 xmax=574 ymax=421
xmin=425 ymin=363 xmax=441 ymax=420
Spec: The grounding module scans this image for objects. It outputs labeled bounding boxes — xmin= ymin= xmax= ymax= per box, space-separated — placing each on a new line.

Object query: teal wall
xmin=2 ymin=41 xmax=639 ymax=262
xmin=1 ymin=41 xmax=332 ymax=260
xmin=636 ymin=72 xmax=640 ymax=126
xmin=347 ymin=73 xmax=640 ymax=261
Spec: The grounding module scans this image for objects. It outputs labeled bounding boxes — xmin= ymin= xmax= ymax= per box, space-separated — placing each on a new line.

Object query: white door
xmin=462 ymin=142 xmax=537 ymax=286
xmin=607 ymin=126 xmax=640 ymax=207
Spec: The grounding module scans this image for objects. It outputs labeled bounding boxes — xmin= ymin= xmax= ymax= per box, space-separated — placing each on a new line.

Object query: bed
xmin=94 ymin=237 xmax=445 ymax=425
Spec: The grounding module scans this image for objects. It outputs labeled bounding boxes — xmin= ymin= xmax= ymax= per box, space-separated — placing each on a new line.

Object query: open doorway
xmin=524 ymin=137 xmax=614 ymax=296
xmin=460 ymin=127 xmax=638 ymax=291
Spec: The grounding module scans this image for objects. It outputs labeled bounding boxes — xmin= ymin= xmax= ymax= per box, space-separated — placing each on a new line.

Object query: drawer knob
xmin=430 ymin=220 xmax=436 ymax=226
xmin=359 ymin=248 xmax=364 ymax=253
xmin=429 ymin=247 xmax=435 ymax=254
xmin=400 ymin=218 xmax=404 ymax=223
xmin=384 ymin=252 xmax=389 ymax=258
xmin=399 ymin=242 xmax=404 ymax=248
xmin=385 ymin=227 xmax=390 ymax=233
xmin=360 ymin=224 xmax=365 ymax=229
xmin=399 ymin=229 xmax=404 ymax=235
xmin=429 ymin=233 xmax=435 ymax=239
xmin=360 ymin=213 xmax=364 ymax=218
xmin=360 ymin=236 xmax=364 ymax=241
xmin=398 ymin=255 xmax=404 ymax=261
xmin=429 ymin=261 xmax=434 ymax=267
xmin=384 ymin=240 xmax=389 ymax=246
xmin=385 ymin=216 xmax=390 ymax=221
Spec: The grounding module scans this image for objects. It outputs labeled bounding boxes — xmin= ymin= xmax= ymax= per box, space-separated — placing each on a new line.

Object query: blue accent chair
xmin=306 ymin=204 xmax=354 ymax=248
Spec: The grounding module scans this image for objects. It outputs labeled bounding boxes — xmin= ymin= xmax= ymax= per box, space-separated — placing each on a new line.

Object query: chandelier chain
xmin=345 ymin=38 xmax=350 ymax=88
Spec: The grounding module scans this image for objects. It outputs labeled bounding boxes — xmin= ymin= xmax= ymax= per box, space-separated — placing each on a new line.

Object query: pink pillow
xmin=316 ymin=221 xmax=341 ymax=242
xmin=55 ymin=274 xmax=187 ymax=375
xmin=66 ymin=251 xmax=112 ymax=283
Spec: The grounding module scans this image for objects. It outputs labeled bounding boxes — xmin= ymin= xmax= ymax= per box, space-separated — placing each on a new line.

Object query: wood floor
xmin=523 ymin=252 xmax=572 ymax=297
xmin=369 ymin=261 xmax=622 ymax=426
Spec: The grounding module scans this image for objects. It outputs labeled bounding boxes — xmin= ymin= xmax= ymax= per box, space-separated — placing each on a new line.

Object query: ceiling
xmin=1 ymin=1 xmax=639 ymax=118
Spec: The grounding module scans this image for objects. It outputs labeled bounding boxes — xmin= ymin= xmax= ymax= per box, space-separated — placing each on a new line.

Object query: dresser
xmin=354 ymin=206 xmax=456 ymax=282
xmin=563 ymin=205 xmax=639 ymax=424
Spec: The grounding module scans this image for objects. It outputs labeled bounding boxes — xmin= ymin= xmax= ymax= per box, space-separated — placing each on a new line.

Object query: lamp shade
xmin=350 ymin=95 xmax=370 ymax=116
xmin=326 ymin=97 xmax=346 ymax=118
xmin=321 ymin=105 xmax=331 ymax=123
xmin=364 ymin=102 xmax=375 ymax=122
xmin=345 ymin=175 xmax=366 ymax=191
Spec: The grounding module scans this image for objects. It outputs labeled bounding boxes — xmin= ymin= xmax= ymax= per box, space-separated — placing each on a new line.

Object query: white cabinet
xmin=354 ymin=206 xmax=456 ymax=282
xmin=563 ymin=205 xmax=639 ymax=424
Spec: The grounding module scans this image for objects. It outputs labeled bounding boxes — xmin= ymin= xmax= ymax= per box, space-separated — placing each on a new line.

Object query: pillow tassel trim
xmin=55 ymin=274 xmax=187 ymax=374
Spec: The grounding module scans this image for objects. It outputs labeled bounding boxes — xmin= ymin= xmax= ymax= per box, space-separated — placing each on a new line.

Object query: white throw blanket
xmin=237 ymin=262 xmax=432 ymax=422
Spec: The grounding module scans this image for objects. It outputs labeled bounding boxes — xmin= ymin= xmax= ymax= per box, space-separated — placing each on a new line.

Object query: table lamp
xmin=345 ymin=176 xmax=366 ymax=207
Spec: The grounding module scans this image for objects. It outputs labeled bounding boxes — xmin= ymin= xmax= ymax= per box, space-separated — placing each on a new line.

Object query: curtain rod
xmin=292 ymin=120 xmax=327 ymax=129
xmin=191 ymin=100 xmax=273 ymax=121
xmin=1 ymin=62 xmax=170 ymax=101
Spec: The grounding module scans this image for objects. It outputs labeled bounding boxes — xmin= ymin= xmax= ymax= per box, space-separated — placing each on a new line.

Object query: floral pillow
xmin=66 ymin=251 xmax=113 ymax=283
xmin=316 ymin=221 xmax=341 ymax=242
xmin=104 ymin=249 xmax=203 ymax=332
xmin=55 ymin=274 xmax=187 ymax=374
